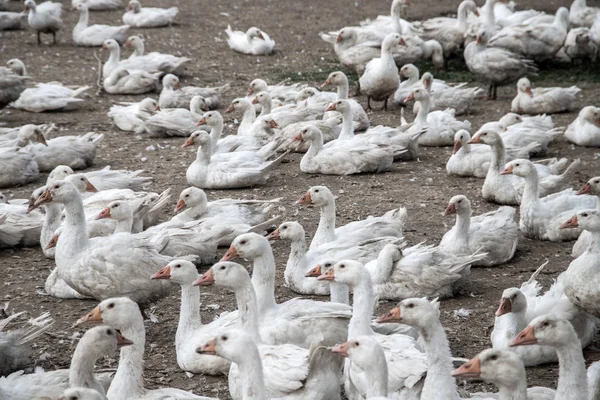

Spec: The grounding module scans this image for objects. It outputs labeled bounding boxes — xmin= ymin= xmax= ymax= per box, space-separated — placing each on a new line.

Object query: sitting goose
xmin=24 ymin=0 xmax=61 ymax=45
xmin=102 ymin=38 xmax=187 ymax=77
xmin=0 ymin=10 xmax=27 ymax=31
xmin=246 ymin=78 xmax=306 ymax=105
xmin=224 ymin=25 xmax=275 ymax=55
xmin=252 ymin=91 xmax=323 ymax=128
xmin=464 ymin=28 xmax=538 ymax=100
xmin=563 ymin=26 xmax=599 ymax=62
xmin=0 ymin=65 xmax=28 ymax=109
xmin=142 ymin=95 xmax=206 ymax=137
xmin=108 ymin=97 xmax=158 ymax=133
xmin=122 ymin=0 xmax=177 ymax=28
xmin=6 ymin=59 xmax=90 ymax=113
xmin=393 ymin=63 xmax=445 ymax=106
xmin=71 ymin=0 xmax=121 ymax=11
xmin=511 ymin=78 xmax=580 ymax=115
xmin=321 ymin=71 xmax=369 ymax=131
xmin=72 ymin=2 xmax=129 ymax=47
xmin=440 ymin=194 xmax=518 ymax=266
xmin=569 ymin=0 xmax=600 ymax=27
xmin=102 ymin=67 xmax=160 ymax=95
xmin=564 ymin=106 xmax=600 ymax=147
xmin=418 ymin=72 xmax=483 ymax=116
xmin=0 ymin=147 xmax=39 ymax=188
xmin=572 ymin=177 xmax=600 ymax=257
xmin=158 ymin=74 xmax=229 ymax=109
xmin=123 ymin=36 xmax=190 ymax=75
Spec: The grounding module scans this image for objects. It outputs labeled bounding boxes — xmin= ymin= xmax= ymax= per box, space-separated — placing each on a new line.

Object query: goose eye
xmin=54 ymin=184 xmax=59 ymax=189
xmin=457 ymin=200 xmax=462 ymax=203
xmin=314 ymin=189 xmax=319 ymax=193
xmin=595 ymin=180 xmax=599 ymax=184
xmin=106 ymin=329 xmax=113 ymax=335
xmin=542 ymin=321 xmax=549 ymax=327
xmin=490 ymin=354 xmax=498 ymax=361
xmin=407 ymin=303 xmax=414 ymax=308
xmin=482 ymin=133 xmax=487 ymax=136
xmin=582 ymin=213 xmax=588 ymax=217
xmin=240 ymin=240 xmax=247 ymax=245
xmin=80 ymin=177 xmax=85 ymax=181
xmin=221 ymin=335 xmax=228 ymax=341
xmin=220 ymin=266 xmax=226 ymax=270
xmin=175 ymin=264 xmax=181 ymax=268
xmin=185 ymin=194 xmax=189 ymax=198
xmin=282 ymin=226 xmax=287 ymax=230
xmin=354 ymin=341 xmax=359 ymax=346
xmin=107 ymin=303 xmax=115 ymax=309
xmin=340 ymin=264 xmax=345 ymax=269
xmin=114 ymin=204 xmax=119 ymax=208
xmin=515 ymin=164 xmax=520 ymax=167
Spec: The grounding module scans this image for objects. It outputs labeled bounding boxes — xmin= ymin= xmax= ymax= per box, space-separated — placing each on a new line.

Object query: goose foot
xmin=37 ymin=31 xmax=41 ymax=45
xmin=52 ymin=32 xmax=57 ymax=45
xmin=367 ymin=96 xmax=372 ymax=111
xmin=383 ymin=96 xmax=389 ymax=111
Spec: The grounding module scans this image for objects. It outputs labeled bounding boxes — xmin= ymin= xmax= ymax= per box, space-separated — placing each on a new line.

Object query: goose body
xmin=0 ymin=147 xmax=39 ymax=188
xmin=26 ymin=131 xmax=103 ymax=172
xmin=511 ymin=78 xmax=580 ymax=115
xmin=143 ymin=96 xmax=206 ymax=137
xmin=124 ymin=36 xmax=190 ymax=75
xmin=417 ymin=72 xmax=483 ymax=116
xmin=159 ymin=74 xmax=228 ymax=109
xmin=103 ymin=68 xmax=160 ymax=95
xmin=72 ymin=2 xmax=129 ymax=47
xmin=0 ymin=66 xmax=28 ymax=109
xmin=224 ymin=25 xmax=275 ymax=55
xmin=108 ymin=98 xmax=158 ymax=133
xmin=0 ymin=11 xmax=26 ymax=31
xmin=122 ymin=0 xmax=177 ymax=28
xmin=565 ymin=106 xmax=600 ymax=147
xmin=572 ymin=177 xmax=600 ymax=258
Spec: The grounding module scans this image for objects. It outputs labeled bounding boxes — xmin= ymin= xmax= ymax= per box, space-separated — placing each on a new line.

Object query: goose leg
xmin=492 ymin=84 xmax=497 ymax=100
xmin=37 ymin=31 xmax=41 ymax=45
xmin=52 ymin=32 xmax=56 ymax=45
xmin=367 ymin=96 xmax=372 ymax=111
xmin=487 ymin=83 xmax=493 ymax=100
xmin=383 ymin=96 xmax=389 ymax=111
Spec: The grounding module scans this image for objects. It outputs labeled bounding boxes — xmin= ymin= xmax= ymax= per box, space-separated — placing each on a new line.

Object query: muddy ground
xmin=1 ymin=0 xmax=600 ymax=397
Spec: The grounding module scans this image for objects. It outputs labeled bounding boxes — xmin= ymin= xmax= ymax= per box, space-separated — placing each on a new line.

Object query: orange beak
xmin=399 ymin=38 xmax=408 ymax=47
xmin=86 ymin=181 xmax=98 ymax=193
xmin=510 ymin=325 xmax=538 ymax=347
xmin=476 ymin=36 xmax=483 ymax=44
xmin=403 ymin=92 xmax=414 ymax=102
xmin=331 ymin=341 xmax=350 ymax=357
xmin=444 ymin=203 xmax=457 ymax=216
xmin=466 ymin=134 xmax=481 ymax=144
xmin=292 ymin=133 xmax=303 ymax=142
xmin=196 ymin=116 xmax=207 ymax=126
xmin=325 ymin=103 xmax=336 ymax=112
xmin=247 ymin=87 xmax=254 ymax=96
xmin=257 ymin=32 xmax=265 ymax=40
xmin=321 ymin=77 xmax=332 ymax=88
xmin=317 ymin=268 xmax=335 ymax=281
xmin=525 ymin=87 xmax=533 ymax=97
xmin=70 ymin=5 xmax=77 ymax=11
xmin=305 ymin=264 xmax=322 ymax=277
xmin=266 ymin=229 xmax=280 ymax=240
xmin=182 ymin=136 xmax=195 ymax=148
xmin=174 ymin=199 xmax=186 ymax=213
xmin=225 ymin=104 xmax=235 ymax=113
xmin=336 ymin=33 xmax=343 ymax=43
xmin=296 ymin=191 xmax=312 ymax=204
xmin=96 ymin=207 xmax=111 ymax=220
xmin=452 ymin=357 xmax=481 ymax=378
xmin=34 ymin=189 xmax=53 ymax=207
xmin=495 ymin=297 xmax=512 ymax=317
xmin=151 ymin=265 xmax=171 ymax=280
xmin=124 ymin=40 xmax=131 ymax=47
xmin=269 ymin=120 xmax=280 ymax=129
xmin=220 ymin=246 xmax=239 ymax=261
xmin=174 ymin=82 xmax=181 ymax=90
xmin=474 ymin=9 xmax=480 ymax=16
xmin=75 ymin=306 xmax=103 ymax=326
xmin=36 ymin=134 xmax=48 ymax=146
xmin=452 ymin=140 xmax=462 ymax=154
xmin=500 ymin=165 xmax=514 ymax=175
xmin=196 ymin=338 xmax=217 ymax=355
xmin=560 ymin=215 xmax=579 ymax=229
xmin=577 ymin=183 xmax=591 ymax=195
xmin=116 ymin=331 xmax=134 ymax=347
xmin=45 ymin=233 xmax=59 ymax=249
xmin=252 ymin=96 xmax=260 ymax=105
xmin=193 ymin=269 xmax=215 ymax=286
xmin=377 ymin=306 xmax=401 ymax=323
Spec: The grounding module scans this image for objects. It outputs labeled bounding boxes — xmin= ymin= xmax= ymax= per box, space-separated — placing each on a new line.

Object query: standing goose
xmin=572 ymin=177 xmax=600 ymax=257
xmin=511 ymin=77 xmax=580 ymax=115
xmin=158 ymin=74 xmax=229 ymax=109
xmin=564 ymin=106 xmax=600 ymax=147
xmin=24 ymin=0 xmax=62 ymax=45
xmin=72 ymin=2 xmax=129 ymax=47
xmin=224 ymin=25 xmax=275 ymax=55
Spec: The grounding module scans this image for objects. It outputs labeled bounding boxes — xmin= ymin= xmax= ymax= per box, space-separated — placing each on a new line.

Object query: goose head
xmin=336 ymin=28 xmax=358 ymax=44
xmin=267 ymin=221 xmax=305 ymax=242
xmin=577 ymin=177 xmax=600 ymax=196
xmin=500 ymin=159 xmax=534 ymax=177
xmin=495 ymin=288 xmax=527 ymax=317
xmin=126 ymin=0 xmax=141 ymax=12
xmin=399 ymin=63 xmax=419 ymax=80
xmin=196 ymin=110 xmax=223 ymax=128
xmin=580 ymin=106 xmax=600 ymax=127
xmin=175 ymin=187 xmax=207 ymax=213
xmin=151 ymin=259 xmax=198 ymax=285
xmin=421 ymin=72 xmax=434 ymax=91
xmin=292 ymin=126 xmax=323 ymax=144
xmin=377 ymin=297 xmax=440 ymax=328
xmin=226 ymin=98 xmax=252 ymax=113
xmin=560 ymin=209 xmax=600 ymax=232
xmin=555 ymin=7 xmax=569 ymax=28
xmin=423 ymin=40 xmax=444 ymax=69
xmin=475 ymin=28 xmax=491 ymax=45
xmin=96 ymin=200 xmax=132 ymax=221
xmin=295 ymin=88 xmax=317 ymax=103
xmin=317 ymin=260 xmax=369 ymax=287
xmin=80 ymin=325 xmax=133 ymax=357
xmin=124 ymin=35 xmax=143 ymax=50
xmin=189 ymin=96 xmax=208 ymax=113
xmin=139 ymin=98 xmax=159 ymax=113
xmin=453 ymin=348 xmax=526 ymax=389
xmin=459 ymin=0 xmax=479 ymax=17
xmin=390 ymin=0 xmax=410 ymax=16
xmin=222 ymin=232 xmax=269 ymax=261
xmin=516 ymin=78 xmax=533 ymax=97
xmin=162 ymin=74 xmax=180 ymax=90
xmin=34 ymin=180 xmax=79 ymax=207
xmin=444 ymin=194 xmax=472 ymax=216
xmin=76 ymin=297 xmax=142 ymax=329
xmin=322 ymin=71 xmax=348 ymax=89
xmin=101 ymin=39 xmax=120 ymax=53
xmin=59 ymin=387 xmax=108 ymax=400
xmin=194 ymin=261 xmax=250 ymax=288
xmin=498 ymin=113 xmax=522 ymax=128
xmin=404 ymin=87 xmax=429 ymax=103
xmin=252 ymin=91 xmax=271 ymax=107
xmin=452 ymin=130 xmax=471 ymax=154
xmin=296 ymin=185 xmax=334 ymax=206
xmin=48 ymin=165 xmax=75 ymax=184
xmin=332 ymin=335 xmax=386 ymax=369
xmin=64 ymin=174 xmax=98 ymax=193
xmin=197 ymin=330 xmax=253 ymax=362
xmin=247 ymin=79 xmax=268 ymax=96
xmin=382 ymin=32 xmax=407 ymax=51
xmin=6 ymin=59 xmax=26 ymax=76
xmin=18 ymin=124 xmax=47 ymax=146
xmin=246 ymin=27 xmax=265 ymax=40
xmin=183 ymin=130 xmax=211 ymax=149
xmin=26 ymin=186 xmax=47 ymax=213
xmin=325 ymin=99 xmax=351 ymax=114
xmin=510 ymin=314 xmax=579 ymax=348
xmin=467 ymin=130 xmax=502 ymax=146
xmin=71 ymin=2 xmax=88 ymax=12
xmin=24 ymin=0 xmax=37 ymax=12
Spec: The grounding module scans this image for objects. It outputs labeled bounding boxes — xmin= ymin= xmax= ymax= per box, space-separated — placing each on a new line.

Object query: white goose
xmin=501 ymin=159 xmax=597 ymax=241
xmin=108 ymin=97 xmax=158 ymax=133
xmin=393 ymin=63 xmax=446 ymax=105
xmin=122 ymin=0 xmax=177 ymax=28
xmin=253 ymin=91 xmax=323 ymax=128
xmin=102 ymin=67 xmax=160 ymax=95
xmin=321 ymin=71 xmax=369 ymax=131
xmin=418 ymin=72 xmax=483 ymax=116
xmin=570 ymin=0 xmax=600 ymax=27
xmin=143 ymin=95 xmax=206 ymax=137
xmin=0 ymin=10 xmax=27 ymax=31
xmin=246 ymin=78 xmax=306 ymax=104
xmin=158 ymin=74 xmax=228 ymax=109
xmin=224 ymin=25 xmax=275 ymax=55
xmin=440 ymin=195 xmax=518 ymax=266
xmin=572 ymin=177 xmax=600 ymax=258
xmin=24 ymin=0 xmax=61 ymax=45
xmin=275 ymin=117 xmax=342 ymax=153
xmin=71 ymin=0 xmax=121 ymax=11
xmin=72 ymin=2 xmax=129 ymax=47
xmin=123 ymin=36 xmax=190 ymax=76
xmin=563 ymin=27 xmax=599 ymax=62
xmin=565 ymin=106 xmax=600 ymax=147
xmin=0 ymin=147 xmax=39 ymax=188
xmin=225 ymin=97 xmax=258 ymax=136
xmin=511 ymin=77 xmax=580 ymax=115
xmin=48 ymin=164 xmax=153 ymax=191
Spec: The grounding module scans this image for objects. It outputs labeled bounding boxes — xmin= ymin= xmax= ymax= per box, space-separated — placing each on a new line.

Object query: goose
xmin=224 ymin=25 xmax=275 ymax=55
xmin=0 ymin=66 xmax=28 ymax=109
xmin=275 ymin=117 xmax=342 ymax=153
xmin=565 ymin=106 xmax=600 ymax=147
xmin=570 ymin=0 xmax=600 ymax=27
xmin=108 ymin=97 xmax=158 ymax=133
xmin=404 ymin=87 xmax=471 ymax=146
xmin=150 ymin=260 xmax=237 ymax=375
xmin=196 ymin=262 xmax=344 ymax=399
xmin=572 ymin=177 xmax=600 ymax=257
xmin=296 ymin=87 xmax=337 ymax=106
xmin=491 ymin=265 xmax=597 ymax=367
xmin=489 ymin=7 xmax=570 ymax=61
xmin=417 ymin=0 xmax=479 ymax=59
xmin=511 ymin=78 xmax=580 ymax=114
xmin=75 ymin=297 xmax=217 ymax=400
xmin=158 ymin=74 xmax=228 ymax=109
xmin=319 ymin=28 xmax=385 ymax=75
xmin=0 ymin=147 xmax=39 ymax=188
xmin=0 ymin=195 xmax=43 ymax=248
xmin=102 ymin=67 xmax=160 ymax=95
xmin=561 ymin=210 xmax=600 ymax=318
xmin=252 ymin=91 xmax=323 ymax=128
xmin=220 ymin=233 xmax=352 ymax=348
xmin=72 ymin=2 xmax=129 ymax=47
xmin=185 ymin=131 xmax=286 ymax=189
xmin=58 ymin=388 xmax=106 ymax=400
xmin=321 ymin=71 xmax=369 ymax=131
xmin=102 ymin=38 xmax=182 ymax=77
xmin=562 ymin=26 xmax=599 ymax=63
xmin=510 ymin=315 xmax=590 ymax=399
xmin=24 ymin=0 xmax=61 ymax=45
xmin=501 ymin=159 xmax=596 ymax=240
xmin=359 ymin=32 xmax=405 ymax=110
xmin=122 ymin=0 xmax=177 ymax=28
xmin=296 ymin=185 xmax=405 ymax=249
xmin=393 ymin=63 xmax=447 ymax=106
xmin=0 ymin=123 xmax=48 ymax=148
xmin=446 ymin=130 xmax=536 ymax=178
xmin=317 ymin=260 xmax=426 ymax=399
xmin=418 ymin=72 xmax=483 ymax=116
xmin=358 ymin=0 xmax=421 ymax=36
xmin=26 ymin=186 xmax=63 ymax=258
xmin=48 ymin=164 xmax=153 ymax=191
xmin=33 ymin=180 xmax=174 ymax=304
xmin=71 ymin=0 xmax=121 ymax=11
xmin=440 ymin=195 xmax=518 ymax=266
xmin=468 ymin=130 xmax=579 ymax=205
xmin=123 ymin=36 xmax=190 ymax=75
xmin=464 ymin=28 xmax=538 ymax=100
xmin=452 ymin=348 xmax=556 ymax=400
xmin=226 ymin=97 xmax=261 ymax=136
xmin=143 ymin=95 xmax=206 ymax=137
xmin=246 ymin=78 xmax=306 ymax=104
xmin=6 ymin=59 xmax=90 ymax=113
xmin=0 ymin=11 xmax=27 ymax=31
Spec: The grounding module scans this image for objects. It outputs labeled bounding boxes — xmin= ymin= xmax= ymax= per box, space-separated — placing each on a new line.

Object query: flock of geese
xmin=1 ymin=0 xmax=600 ymax=399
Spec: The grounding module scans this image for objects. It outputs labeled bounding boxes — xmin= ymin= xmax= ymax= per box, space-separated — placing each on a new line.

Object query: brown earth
xmin=1 ymin=0 xmax=600 ymax=397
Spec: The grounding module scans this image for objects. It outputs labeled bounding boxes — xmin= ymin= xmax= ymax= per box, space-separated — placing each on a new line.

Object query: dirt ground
xmin=1 ymin=0 xmax=600 ymax=397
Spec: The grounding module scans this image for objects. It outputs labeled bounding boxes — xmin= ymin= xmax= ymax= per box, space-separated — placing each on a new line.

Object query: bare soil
xmin=1 ymin=0 xmax=600 ymax=397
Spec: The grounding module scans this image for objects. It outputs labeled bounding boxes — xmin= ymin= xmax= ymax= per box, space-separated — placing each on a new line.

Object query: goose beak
xmin=115 ymin=331 xmax=134 ymax=347
xmin=124 ymin=40 xmax=131 ymax=47
xmin=26 ymin=197 xmax=38 ymax=214
xmin=225 ymin=104 xmax=235 ymax=113
xmin=269 ymin=120 xmax=280 ymax=129
xmin=305 ymin=264 xmax=322 ymax=277
xmin=36 ymin=134 xmax=48 ymax=146
xmin=377 ymin=306 xmax=401 ymax=323
xmin=331 ymin=341 xmax=350 ymax=357
xmin=291 ymin=133 xmax=303 ymax=142
xmin=399 ymin=38 xmax=407 ymax=47
xmin=151 ymin=265 xmax=171 ymax=280
xmin=452 ymin=357 xmax=481 ymax=378
xmin=196 ymin=338 xmax=217 ymax=355
xmin=317 ymin=268 xmax=335 ymax=281
xmin=193 ymin=269 xmax=215 ymax=286
xmin=45 ymin=233 xmax=59 ymax=249
xmin=266 ymin=229 xmax=280 ymax=240
xmin=473 ymin=9 xmax=480 ymax=16
xmin=403 ymin=92 xmax=414 ymax=103
xmin=86 ymin=181 xmax=98 ymax=192
xmin=182 ymin=136 xmax=195 ymax=148
xmin=251 ymin=96 xmax=259 ymax=105
xmin=525 ymin=87 xmax=533 ymax=97
xmin=174 ymin=199 xmax=186 ymax=213
xmin=495 ymin=297 xmax=512 ymax=317
xmin=70 ymin=5 xmax=77 ymax=11
xmin=500 ymin=165 xmax=513 ymax=175
xmin=452 ymin=140 xmax=462 ymax=154
xmin=325 ymin=103 xmax=336 ymax=112
xmin=577 ymin=183 xmax=591 ymax=195
xmin=75 ymin=306 xmax=103 ymax=326
xmin=467 ymin=134 xmax=480 ymax=144
xmin=257 ymin=32 xmax=265 ymax=40
xmin=476 ymin=36 xmax=483 ymax=44
xmin=96 ymin=207 xmax=111 ymax=220
xmin=560 ymin=215 xmax=579 ymax=229
xmin=510 ymin=325 xmax=538 ymax=347
xmin=444 ymin=203 xmax=456 ymax=216
xmin=296 ymin=191 xmax=312 ymax=204
xmin=174 ymin=82 xmax=181 ymax=90
xmin=321 ymin=77 xmax=333 ymax=88
xmin=247 ymin=87 xmax=254 ymax=96
xmin=34 ymin=190 xmax=53 ymax=207
xmin=220 ymin=246 xmax=238 ymax=261
xmin=196 ymin=116 xmax=207 ymax=126
xmin=336 ymin=33 xmax=343 ymax=43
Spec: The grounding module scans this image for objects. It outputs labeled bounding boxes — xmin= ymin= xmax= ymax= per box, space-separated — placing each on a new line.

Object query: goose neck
xmin=349 ymin=277 xmax=375 ymax=337
xmin=457 ymin=2 xmax=470 ymax=30
xmin=415 ymin=96 xmax=430 ymax=125
xmin=497 ymin=379 xmax=528 ymax=400
xmin=209 ymin=121 xmax=224 ymax=153
xmin=258 ymin=98 xmax=272 ymax=117
xmin=520 ymin=170 xmax=540 ymax=206
xmin=107 ymin=46 xmax=121 ymax=68
xmin=419 ymin=320 xmax=458 ymax=400
xmin=234 ymin=280 xmax=262 ymax=343
xmin=310 ymin=201 xmax=336 ymax=248
xmin=41 ymin=203 xmax=62 ymax=249
xmin=286 ymin=236 xmax=308 ymax=285
xmin=363 ymin=351 xmax=389 ymax=398
xmin=242 ymin=104 xmax=256 ymax=125
xmin=132 ymin=40 xmax=144 ymax=56
xmin=370 ymin=252 xmax=396 ymax=285
xmin=330 ymin=282 xmax=350 ymax=304
xmin=483 ymin=0 xmax=495 ymax=26
xmin=69 ymin=342 xmax=101 ymax=391
xmin=338 ymin=108 xmax=355 ymax=140
xmin=454 ymin=210 xmax=472 ymax=241
xmin=196 ymin=144 xmax=212 ymax=166
xmin=177 ymin=284 xmax=202 ymax=342
xmin=114 ymin=216 xmax=133 ymax=234
xmin=107 ymin=318 xmax=146 ymax=400
xmin=237 ymin=344 xmax=268 ymax=400
xmin=488 ymin=141 xmax=506 ymax=173
xmin=76 ymin=7 xmax=89 ymax=28
xmin=251 ymin=248 xmax=278 ymax=315
xmin=336 ymin=79 xmax=349 ymax=100
xmin=59 ymin=195 xmax=89 ymax=254
xmin=555 ymin=340 xmax=588 ymax=400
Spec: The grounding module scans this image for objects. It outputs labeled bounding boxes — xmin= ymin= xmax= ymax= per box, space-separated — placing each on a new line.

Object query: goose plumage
xmin=511 ymin=77 xmax=580 ymax=115
xmin=565 ymin=106 xmax=600 ymax=147
xmin=124 ymin=36 xmax=190 ymax=76
xmin=572 ymin=177 xmax=600 ymax=258
xmin=224 ymin=25 xmax=275 ymax=55
xmin=158 ymin=74 xmax=228 ymax=109
xmin=108 ymin=97 xmax=159 ymax=133
xmin=122 ymin=0 xmax=177 ymax=28
xmin=72 ymin=2 xmax=129 ymax=47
